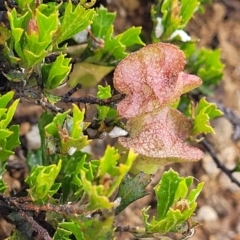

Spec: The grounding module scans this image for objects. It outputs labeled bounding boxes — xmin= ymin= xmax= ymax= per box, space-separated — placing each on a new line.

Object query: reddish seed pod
xmin=113 ymin=43 xmax=202 ymax=119
xmin=113 ymin=43 xmax=204 ymax=167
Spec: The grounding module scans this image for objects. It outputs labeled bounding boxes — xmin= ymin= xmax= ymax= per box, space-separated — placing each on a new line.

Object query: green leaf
xmin=174 ymin=178 xmax=192 ymax=202
xmin=42 ymin=54 xmax=71 ymax=90
xmin=55 ymin=2 xmax=95 ymax=44
xmin=0 ymin=139 xmax=14 ymax=162
xmin=45 ymin=110 xmax=70 ymax=136
xmin=80 ymin=169 xmax=114 ymax=210
xmin=116 ymin=26 xmax=145 ymax=47
xmin=15 ymin=0 xmax=35 ymax=10
xmin=25 ymin=160 xmax=62 ymax=203
xmin=157 ymin=0 xmax=199 ymax=39
xmin=192 ymin=97 xmax=223 ymax=135
xmin=188 ymin=182 xmax=204 ymax=204
xmin=44 ymin=92 xmax=61 ymax=105
xmin=36 ymin=8 xmax=58 ymax=43
xmin=0 ymin=129 xmax=13 ymax=139
xmin=38 ymin=112 xmax=55 ymax=164
xmin=22 ymin=6 xmax=58 ymax=67
xmin=155 ymin=169 xmax=182 ymax=220
xmin=0 ymin=162 xmax=7 ymax=193
xmin=55 ymin=216 xmax=114 ymax=240
xmin=68 ymin=62 xmax=114 ymax=88
xmin=0 ymin=91 xmax=14 ymax=108
xmin=57 ymin=221 xmax=84 ymax=240
xmin=96 ymin=105 xmax=110 ymax=120
xmin=98 ymin=146 xmax=120 ymax=177
xmin=197 ymin=49 xmax=224 ymax=86
xmin=23 ymin=35 xmax=48 ymax=67
xmin=98 ymin=147 xmax=137 ymax=197
xmin=53 ymin=227 xmax=72 ymax=240
xmin=0 ymin=99 xmax=19 ymax=129
xmin=8 ymin=9 xmax=29 ymax=60
xmin=160 ymin=0 xmax=182 ymax=39
xmin=91 ymin=6 xmax=115 ymax=38
xmin=0 ymin=179 xmax=7 ymax=193
xmin=58 ymin=105 xmax=90 ymax=155
xmin=27 ymin=149 xmax=43 ymax=172
xmin=97 ymin=85 xmax=112 ymax=99
xmin=5 ymin=125 xmax=20 ymax=150
xmin=115 ymin=172 xmax=151 ymax=215
xmin=61 ymin=153 xmax=87 ymax=203
xmin=180 ymin=0 xmax=199 ymax=27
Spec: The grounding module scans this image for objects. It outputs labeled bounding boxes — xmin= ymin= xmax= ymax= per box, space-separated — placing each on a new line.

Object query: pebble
xmin=197 ymin=205 xmax=218 ymax=222
xmin=25 ymin=124 xmax=41 ymax=150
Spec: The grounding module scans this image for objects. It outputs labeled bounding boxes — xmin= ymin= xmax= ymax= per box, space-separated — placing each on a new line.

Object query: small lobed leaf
xmin=42 ymin=53 xmax=72 ymax=90
xmin=86 ymin=6 xmax=144 ymax=64
xmin=91 ymin=6 xmax=116 ymax=38
xmin=98 ymin=146 xmax=120 ymax=177
xmin=45 ymin=110 xmax=70 ymax=137
xmin=97 ymin=85 xmax=112 ymax=99
xmin=8 ymin=8 xmax=29 ymax=60
xmin=36 ymin=8 xmax=58 ymax=43
xmin=55 ymin=2 xmax=95 ymax=44
xmin=54 ymin=216 xmax=114 ymax=240
xmin=80 ymin=170 xmax=115 ymax=210
xmin=97 ymin=147 xmax=137 ymax=197
xmin=116 ymin=26 xmax=145 ymax=47
xmin=192 ymin=97 xmax=223 ymax=135
xmin=25 ymin=160 xmax=62 ymax=203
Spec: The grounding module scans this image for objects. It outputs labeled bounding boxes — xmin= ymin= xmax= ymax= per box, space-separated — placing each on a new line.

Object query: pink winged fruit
xmin=113 ymin=43 xmax=204 ymax=171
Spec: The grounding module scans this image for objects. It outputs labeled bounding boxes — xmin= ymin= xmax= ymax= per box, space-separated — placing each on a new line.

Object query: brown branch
xmin=60 ymin=93 xmax=125 ymax=107
xmin=61 ymin=83 xmax=82 ymax=98
xmin=202 ymin=139 xmax=240 ymax=188
xmin=115 ymin=225 xmax=147 ymax=236
xmin=18 ymin=210 xmax=52 ymax=240
xmin=0 ymin=194 xmax=92 ymax=216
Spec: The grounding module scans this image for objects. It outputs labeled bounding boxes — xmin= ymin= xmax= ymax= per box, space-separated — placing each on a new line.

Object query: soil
xmin=1 ymin=0 xmax=240 ymax=240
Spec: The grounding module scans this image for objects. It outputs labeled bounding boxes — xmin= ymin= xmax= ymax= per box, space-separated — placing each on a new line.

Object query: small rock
xmin=25 ymin=124 xmax=41 ymax=150
xmin=197 ymin=205 xmax=218 ymax=222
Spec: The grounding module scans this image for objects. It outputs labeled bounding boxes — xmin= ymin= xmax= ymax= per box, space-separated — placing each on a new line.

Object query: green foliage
xmin=142 ymin=169 xmax=203 ymax=236
xmin=42 ymin=54 xmax=71 ymax=90
xmin=192 ymin=97 xmax=223 ymax=135
xmin=44 ymin=105 xmax=90 ymax=156
xmin=25 ymin=160 xmax=62 ymax=203
xmin=85 ymin=6 xmax=144 ymax=64
xmin=0 ymin=91 xmax=20 ymax=193
xmin=181 ymin=43 xmax=224 ymax=94
xmin=78 ymin=147 xmax=137 ymax=210
xmin=53 ymin=215 xmax=114 ymax=240
xmin=55 ymin=2 xmax=95 ymax=44
xmin=96 ymin=85 xmax=112 ymax=120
